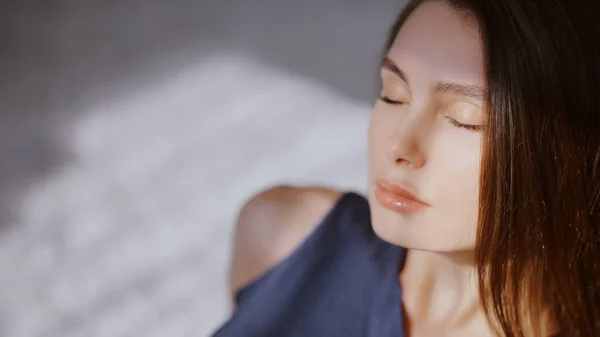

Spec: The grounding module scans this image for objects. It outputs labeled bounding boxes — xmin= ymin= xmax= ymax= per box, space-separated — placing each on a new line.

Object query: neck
xmin=400 ymin=249 xmax=491 ymax=334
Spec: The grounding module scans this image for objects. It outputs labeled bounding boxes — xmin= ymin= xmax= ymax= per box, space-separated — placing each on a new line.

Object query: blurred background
xmin=0 ymin=0 xmax=406 ymax=336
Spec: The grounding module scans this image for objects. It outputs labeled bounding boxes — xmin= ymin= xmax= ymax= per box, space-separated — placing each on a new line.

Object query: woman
xmin=213 ymin=0 xmax=600 ymax=336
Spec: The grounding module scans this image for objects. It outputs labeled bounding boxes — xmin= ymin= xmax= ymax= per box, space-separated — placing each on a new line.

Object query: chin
xmin=369 ymin=200 xmax=419 ymax=248
xmin=367 ymin=197 xmax=474 ymax=252
xmin=366 ymin=180 xmax=431 ymax=249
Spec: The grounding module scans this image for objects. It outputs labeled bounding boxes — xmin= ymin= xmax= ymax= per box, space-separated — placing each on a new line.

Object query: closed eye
xmin=446 ymin=117 xmax=483 ymax=132
xmin=379 ymin=96 xmax=404 ymax=105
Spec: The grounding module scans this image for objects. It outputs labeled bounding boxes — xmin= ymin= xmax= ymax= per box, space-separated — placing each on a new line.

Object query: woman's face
xmin=368 ymin=1 xmax=485 ymax=252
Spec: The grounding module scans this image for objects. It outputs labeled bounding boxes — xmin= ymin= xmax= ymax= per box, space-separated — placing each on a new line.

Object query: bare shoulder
xmin=229 ymin=185 xmax=342 ymax=299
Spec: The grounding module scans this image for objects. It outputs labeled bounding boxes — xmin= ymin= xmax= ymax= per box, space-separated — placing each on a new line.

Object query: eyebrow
xmin=381 ymin=57 xmax=485 ymax=101
xmin=436 ymin=82 xmax=485 ymax=101
xmin=382 ymin=57 xmax=409 ymax=83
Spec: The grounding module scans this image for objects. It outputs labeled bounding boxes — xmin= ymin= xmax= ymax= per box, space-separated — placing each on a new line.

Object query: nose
xmin=384 ymin=115 xmax=426 ymax=168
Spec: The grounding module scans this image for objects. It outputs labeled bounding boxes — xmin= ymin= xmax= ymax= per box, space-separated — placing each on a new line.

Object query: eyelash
xmin=446 ymin=118 xmax=483 ymax=131
xmin=379 ymin=96 xmax=483 ymax=132
xmin=379 ymin=96 xmax=404 ymax=105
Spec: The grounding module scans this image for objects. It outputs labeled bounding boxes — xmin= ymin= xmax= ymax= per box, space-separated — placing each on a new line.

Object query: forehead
xmin=387 ymin=1 xmax=484 ymax=86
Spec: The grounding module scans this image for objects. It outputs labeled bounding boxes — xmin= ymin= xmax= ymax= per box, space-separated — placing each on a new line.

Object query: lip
xmin=374 ymin=177 xmax=429 ymax=213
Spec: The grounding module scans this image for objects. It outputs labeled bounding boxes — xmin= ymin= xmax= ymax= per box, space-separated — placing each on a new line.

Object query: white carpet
xmin=0 ymin=52 xmax=370 ymax=337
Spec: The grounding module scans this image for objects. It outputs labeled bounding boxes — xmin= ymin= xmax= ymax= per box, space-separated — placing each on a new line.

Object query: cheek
xmin=428 ymin=135 xmax=482 ymax=246
xmin=368 ymin=108 xmax=397 ymax=173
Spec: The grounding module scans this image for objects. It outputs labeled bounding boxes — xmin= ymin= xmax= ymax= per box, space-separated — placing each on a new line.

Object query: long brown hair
xmin=384 ymin=1 xmax=600 ymax=336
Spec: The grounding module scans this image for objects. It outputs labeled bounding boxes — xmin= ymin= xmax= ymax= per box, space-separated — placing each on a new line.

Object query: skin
xmin=231 ymin=1 xmax=497 ymax=336
xmin=369 ymin=2 xmax=490 ymax=335
xmin=369 ymin=1 xmax=484 ymax=253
